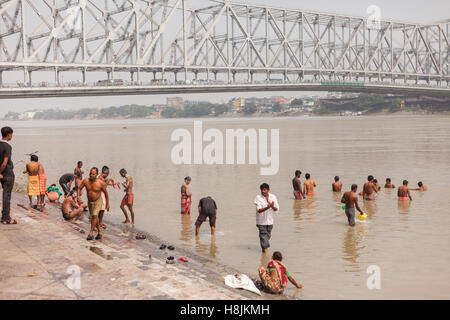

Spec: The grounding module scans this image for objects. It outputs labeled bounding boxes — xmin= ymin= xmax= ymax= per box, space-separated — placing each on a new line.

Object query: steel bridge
xmin=0 ymin=0 xmax=449 ymax=99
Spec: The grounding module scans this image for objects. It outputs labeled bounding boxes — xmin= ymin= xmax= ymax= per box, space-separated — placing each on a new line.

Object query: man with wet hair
xmin=181 ymin=176 xmax=192 ymax=215
xmin=385 ymin=178 xmax=396 ymax=189
xmin=120 ymin=168 xmax=135 ymax=224
xmin=98 ymin=166 xmax=115 ymax=229
xmin=398 ymin=180 xmax=413 ymax=201
xmin=78 ymin=168 xmax=109 ymax=240
xmin=254 ymin=183 xmax=279 ymax=254
xmin=332 ymin=176 xmax=343 ymax=192
xmin=362 ymin=175 xmax=378 ymax=200
xmin=304 ymin=173 xmax=316 ymax=197
xmin=292 ymin=170 xmax=304 ymax=200
xmin=342 ymin=184 xmax=364 ymax=227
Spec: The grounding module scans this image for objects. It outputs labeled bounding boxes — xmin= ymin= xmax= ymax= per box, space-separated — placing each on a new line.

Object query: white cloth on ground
xmin=224 ymin=274 xmax=261 ymax=296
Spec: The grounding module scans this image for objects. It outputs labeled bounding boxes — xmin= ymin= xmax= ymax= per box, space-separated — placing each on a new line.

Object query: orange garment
xmin=398 ymin=197 xmax=409 ymax=202
xmin=39 ymin=174 xmax=47 ymax=195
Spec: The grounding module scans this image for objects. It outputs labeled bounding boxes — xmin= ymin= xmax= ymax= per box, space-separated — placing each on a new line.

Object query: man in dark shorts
xmin=59 ymin=173 xmax=75 ymax=197
xmin=195 ymin=196 xmax=217 ymax=236
xmin=342 ymin=184 xmax=364 ymax=227
xmin=0 ymin=127 xmax=17 ymax=225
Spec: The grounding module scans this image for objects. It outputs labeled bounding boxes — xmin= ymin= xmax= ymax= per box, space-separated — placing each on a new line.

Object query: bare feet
xmin=122 ymin=219 xmax=130 ymax=224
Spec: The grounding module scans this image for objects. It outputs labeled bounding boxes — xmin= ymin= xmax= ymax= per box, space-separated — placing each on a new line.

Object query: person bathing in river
xmin=342 ymin=184 xmax=364 ymax=227
xmin=254 ymin=183 xmax=279 ymax=255
xmin=120 ymin=168 xmax=135 ymax=225
xmin=258 ymin=251 xmax=302 ymax=294
xmin=304 ymin=173 xmax=316 ymax=197
xmin=181 ymin=176 xmax=192 ymax=215
xmin=332 ymin=176 xmax=343 ymax=192
xmin=361 ymin=175 xmax=378 ymax=200
xmin=292 ymin=171 xmax=304 ymax=200
xmin=398 ymin=180 xmax=413 ymax=202
xmin=412 ymin=181 xmax=428 ymax=191
xmin=78 ymin=168 xmax=109 ymax=240
xmin=385 ymin=178 xmax=396 ymax=189
xmin=373 ymin=179 xmax=381 ymax=192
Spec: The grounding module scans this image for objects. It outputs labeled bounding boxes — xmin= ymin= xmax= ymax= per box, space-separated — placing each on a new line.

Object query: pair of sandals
xmin=1 ymin=218 xmax=17 ymax=225
xmin=159 ymin=244 xmax=175 ymax=250
xmin=136 ymin=234 xmax=147 ymax=240
xmin=166 ymin=256 xmax=176 ymax=264
xmin=87 ymin=234 xmax=102 ymax=241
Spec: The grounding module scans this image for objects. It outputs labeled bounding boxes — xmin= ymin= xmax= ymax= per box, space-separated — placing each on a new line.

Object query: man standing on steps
xmin=78 ymin=168 xmax=109 ymax=241
xmin=0 ymin=127 xmax=17 ymax=225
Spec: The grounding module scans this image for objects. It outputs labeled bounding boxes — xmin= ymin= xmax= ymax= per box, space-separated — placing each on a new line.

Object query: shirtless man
xmin=181 ymin=176 xmax=192 ymax=215
xmin=412 ymin=182 xmax=428 ymax=191
xmin=398 ymin=180 xmax=413 ymax=201
xmin=362 ymin=176 xmax=378 ymax=200
xmin=98 ymin=166 xmax=115 ymax=229
xmin=342 ymin=184 xmax=364 ymax=227
xmin=78 ymin=168 xmax=109 ymax=240
xmin=25 ymin=155 xmax=42 ymax=210
xmin=38 ymin=159 xmax=46 ymax=210
xmin=303 ymin=173 xmax=316 ymax=197
xmin=373 ymin=179 xmax=381 ymax=191
xmin=332 ymin=176 xmax=343 ymax=192
xmin=74 ymin=161 xmax=84 ymax=199
xmin=384 ymin=178 xmax=396 ymax=189
xmin=120 ymin=168 xmax=135 ymax=224
xmin=61 ymin=191 xmax=87 ymax=221
xmin=292 ymin=171 xmax=304 ymax=200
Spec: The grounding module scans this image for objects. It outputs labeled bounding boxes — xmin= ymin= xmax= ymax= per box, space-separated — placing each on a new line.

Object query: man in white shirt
xmin=254 ymin=183 xmax=279 ymax=254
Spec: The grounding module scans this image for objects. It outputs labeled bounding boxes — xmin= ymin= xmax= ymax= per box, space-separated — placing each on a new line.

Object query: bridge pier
xmin=82 ymin=68 xmax=86 ymax=85
xmin=55 ymin=67 xmax=60 ymax=86
xmin=0 ymin=71 xmax=3 ymax=86
xmin=130 ymin=72 xmax=134 ymax=84
xmin=28 ymin=70 xmax=32 ymax=87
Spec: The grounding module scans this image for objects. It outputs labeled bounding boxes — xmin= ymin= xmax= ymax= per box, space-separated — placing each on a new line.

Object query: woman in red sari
xmin=181 ymin=176 xmax=192 ymax=215
xmin=259 ymin=251 xmax=302 ymax=294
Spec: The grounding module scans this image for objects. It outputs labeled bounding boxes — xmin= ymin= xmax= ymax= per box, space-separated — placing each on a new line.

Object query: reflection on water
xmin=195 ymin=235 xmax=218 ymax=258
xmin=11 ymin=116 xmax=450 ymax=299
xmin=362 ymin=199 xmax=378 ymax=218
xmin=179 ymin=214 xmax=193 ymax=243
xmin=342 ymin=224 xmax=369 ymax=273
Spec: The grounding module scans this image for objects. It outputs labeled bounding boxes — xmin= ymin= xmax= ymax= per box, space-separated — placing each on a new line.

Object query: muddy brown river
xmin=8 ymin=115 xmax=450 ymax=299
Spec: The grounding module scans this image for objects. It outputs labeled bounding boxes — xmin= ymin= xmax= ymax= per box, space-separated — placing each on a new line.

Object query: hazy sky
xmin=0 ymin=0 xmax=448 ymax=116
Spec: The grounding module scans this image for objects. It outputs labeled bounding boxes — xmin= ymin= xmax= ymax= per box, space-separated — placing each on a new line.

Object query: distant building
xmin=19 ymin=111 xmax=37 ymax=120
xmin=167 ymin=97 xmax=184 ymax=110
xmin=184 ymin=100 xmax=209 ymax=107
xmin=230 ymin=98 xmax=245 ymax=111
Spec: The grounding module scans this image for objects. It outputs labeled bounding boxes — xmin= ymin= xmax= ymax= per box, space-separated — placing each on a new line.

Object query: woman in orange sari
xmin=258 ymin=251 xmax=302 ymax=294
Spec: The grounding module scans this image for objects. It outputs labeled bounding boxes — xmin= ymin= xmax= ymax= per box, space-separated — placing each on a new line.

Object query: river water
xmin=8 ymin=115 xmax=450 ymax=299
